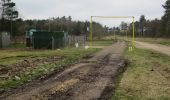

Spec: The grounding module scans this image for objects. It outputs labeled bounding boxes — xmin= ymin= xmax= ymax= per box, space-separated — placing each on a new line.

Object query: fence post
xmin=32 ymin=36 xmax=34 ymax=49
xmin=52 ymin=36 xmax=54 ymax=50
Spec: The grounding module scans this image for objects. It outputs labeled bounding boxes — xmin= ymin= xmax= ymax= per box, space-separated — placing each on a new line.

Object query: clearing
xmin=1 ymin=39 xmax=170 ymax=100
xmin=0 ymin=41 xmax=127 ymax=100
xmin=0 ymin=48 xmax=99 ymax=91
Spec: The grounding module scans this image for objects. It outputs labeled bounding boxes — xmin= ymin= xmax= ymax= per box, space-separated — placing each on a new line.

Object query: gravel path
xmin=135 ymin=41 xmax=170 ymax=56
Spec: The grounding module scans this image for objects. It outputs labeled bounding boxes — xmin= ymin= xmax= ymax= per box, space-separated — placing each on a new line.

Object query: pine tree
xmin=0 ymin=0 xmax=18 ymax=34
xmin=162 ymin=0 xmax=170 ymax=36
xmin=139 ymin=15 xmax=146 ymax=36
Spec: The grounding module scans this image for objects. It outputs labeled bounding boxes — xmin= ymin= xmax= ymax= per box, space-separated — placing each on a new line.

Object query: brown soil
xmin=0 ymin=56 xmax=63 ymax=80
xmin=0 ymin=41 xmax=126 ymax=100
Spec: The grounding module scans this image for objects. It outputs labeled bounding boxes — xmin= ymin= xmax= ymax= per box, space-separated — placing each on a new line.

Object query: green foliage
xmin=120 ymin=21 xmax=128 ymax=30
xmin=1 ymin=0 xmax=170 ymax=38
xmin=0 ymin=15 xmax=110 ymax=39
xmin=139 ymin=15 xmax=146 ymax=35
xmin=9 ymin=43 xmax=26 ymax=48
xmin=127 ymin=1 xmax=170 ymax=38
xmin=161 ymin=0 xmax=170 ymax=36
xmin=87 ymin=40 xmax=114 ymax=46
xmin=128 ymin=16 xmax=162 ymax=37
xmin=163 ymin=0 xmax=170 ymax=14
xmin=0 ymin=0 xmax=19 ymax=36
xmin=20 ymin=17 xmax=109 ymax=38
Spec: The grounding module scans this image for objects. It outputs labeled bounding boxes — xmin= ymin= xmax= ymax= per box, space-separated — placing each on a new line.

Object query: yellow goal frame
xmin=90 ymin=16 xmax=135 ymax=48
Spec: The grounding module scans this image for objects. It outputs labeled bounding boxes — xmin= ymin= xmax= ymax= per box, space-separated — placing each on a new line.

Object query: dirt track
xmin=0 ymin=41 xmax=126 ymax=100
xmin=135 ymin=41 xmax=170 ymax=56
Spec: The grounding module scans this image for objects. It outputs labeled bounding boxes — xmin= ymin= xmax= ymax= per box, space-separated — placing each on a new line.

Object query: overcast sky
xmin=13 ymin=0 xmax=166 ymax=27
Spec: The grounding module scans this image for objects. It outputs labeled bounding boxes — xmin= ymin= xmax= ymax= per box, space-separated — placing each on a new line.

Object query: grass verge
xmin=8 ymin=43 xmax=26 ymax=49
xmin=113 ymin=48 xmax=170 ymax=100
xmin=94 ymin=40 xmax=115 ymax=46
xmin=118 ymin=36 xmax=170 ymax=46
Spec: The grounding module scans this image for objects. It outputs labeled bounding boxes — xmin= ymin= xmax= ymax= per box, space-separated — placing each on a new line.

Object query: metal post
xmin=132 ymin=16 xmax=135 ymax=48
xmin=1 ymin=0 xmax=5 ymax=31
xmin=125 ymin=30 xmax=127 ymax=41
xmin=52 ymin=36 xmax=54 ymax=50
xmin=10 ymin=18 xmax=12 ymax=35
xmin=90 ymin=16 xmax=93 ymax=47
xmin=114 ymin=31 xmax=116 ymax=40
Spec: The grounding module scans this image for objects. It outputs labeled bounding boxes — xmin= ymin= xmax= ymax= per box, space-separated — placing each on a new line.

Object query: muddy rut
xmin=0 ymin=41 xmax=126 ymax=100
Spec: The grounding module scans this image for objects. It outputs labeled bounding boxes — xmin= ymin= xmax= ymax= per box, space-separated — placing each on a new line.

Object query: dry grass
xmin=113 ymin=48 xmax=170 ymax=100
xmin=117 ymin=36 xmax=170 ymax=46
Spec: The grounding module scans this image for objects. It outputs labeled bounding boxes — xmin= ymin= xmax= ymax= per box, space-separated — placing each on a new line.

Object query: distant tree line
xmin=24 ymin=16 xmax=109 ymax=37
xmin=0 ymin=0 xmax=18 ymax=36
xmin=125 ymin=15 xmax=163 ymax=37
xmin=0 ymin=0 xmax=170 ymax=38
xmin=125 ymin=0 xmax=170 ymax=38
xmin=0 ymin=1 xmax=109 ymax=38
xmin=0 ymin=15 xmax=109 ymax=38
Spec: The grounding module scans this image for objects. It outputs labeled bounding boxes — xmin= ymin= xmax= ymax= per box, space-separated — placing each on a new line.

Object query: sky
xmin=13 ymin=0 xmax=166 ymax=27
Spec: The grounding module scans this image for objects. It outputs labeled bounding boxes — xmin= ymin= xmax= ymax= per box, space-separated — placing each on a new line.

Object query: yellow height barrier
xmin=90 ymin=16 xmax=135 ymax=48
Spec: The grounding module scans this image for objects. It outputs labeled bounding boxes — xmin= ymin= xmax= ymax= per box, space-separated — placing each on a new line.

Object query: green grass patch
xmin=86 ymin=40 xmax=115 ymax=46
xmin=0 ymin=48 xmax=97 ymax=65
xmin=0 ymin=48 xmax=100 ymax=91
xmin=113 ymin=48 xmax=170 ymax=100
xmin=8 ymin=43 xmax=26 ymax=49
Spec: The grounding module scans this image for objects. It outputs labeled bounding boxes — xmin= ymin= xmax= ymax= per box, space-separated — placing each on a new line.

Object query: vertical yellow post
xmin=114 ymin=31 xmax=116 ymax=40
xmin=132 ymin=16 xmax=135 ymax=49
xmin=90 ymin=16 xmax=93 ymax=47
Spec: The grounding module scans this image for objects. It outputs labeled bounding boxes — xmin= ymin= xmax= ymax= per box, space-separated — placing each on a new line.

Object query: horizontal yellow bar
xmin=92 ymin=16 xmax=134 ymax=18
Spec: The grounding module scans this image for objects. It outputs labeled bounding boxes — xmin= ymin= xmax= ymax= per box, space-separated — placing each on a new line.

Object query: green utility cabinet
xmin=32 ymin=31 xmax=67 ymax=49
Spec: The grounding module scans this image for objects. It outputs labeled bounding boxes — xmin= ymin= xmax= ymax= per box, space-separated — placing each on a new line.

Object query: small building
xmin=26 ymin=29 xmax=68 ymax=49
xmin=26 ymin=29 xmax=36 ymax=47
xmin=0 ymin=32 xmax=11 ymax=48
